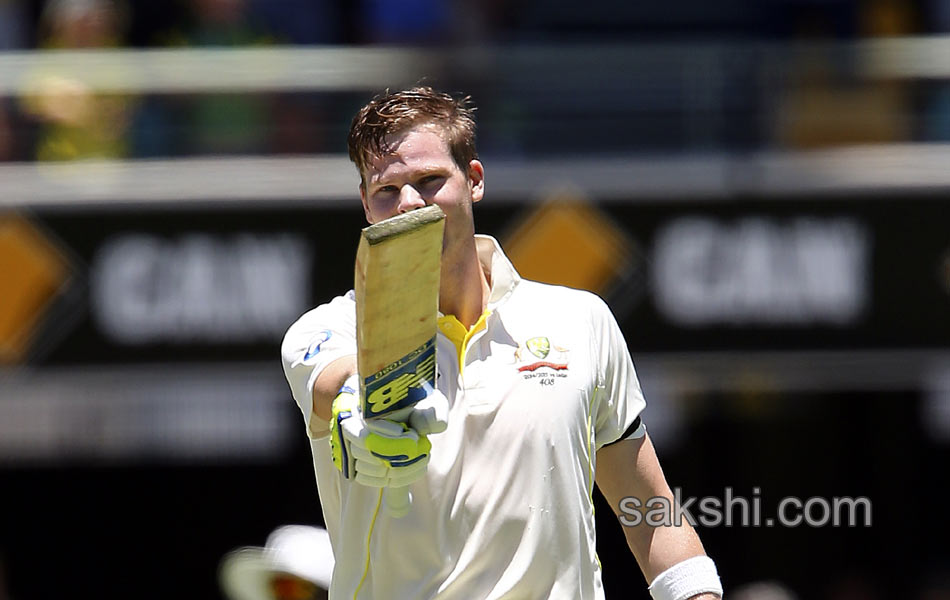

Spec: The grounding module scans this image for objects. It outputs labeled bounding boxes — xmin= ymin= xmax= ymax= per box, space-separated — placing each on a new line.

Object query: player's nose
xmin=397 ymin=185 xmax=426 ymax=213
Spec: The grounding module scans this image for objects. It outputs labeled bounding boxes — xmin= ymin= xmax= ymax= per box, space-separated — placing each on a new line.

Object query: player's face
xmin=359 ymin=125 xmax=484 ymax=229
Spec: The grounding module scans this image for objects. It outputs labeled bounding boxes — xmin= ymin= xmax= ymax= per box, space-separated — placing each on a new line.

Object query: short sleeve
xmin=280 ymin=291 xmax=357 ymax=438
xmin=589 ymin=294 xmax=646 ymax=450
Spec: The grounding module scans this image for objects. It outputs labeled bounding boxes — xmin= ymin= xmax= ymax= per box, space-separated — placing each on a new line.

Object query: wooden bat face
xmin=354 ymin=205 xmax=444 ymax=420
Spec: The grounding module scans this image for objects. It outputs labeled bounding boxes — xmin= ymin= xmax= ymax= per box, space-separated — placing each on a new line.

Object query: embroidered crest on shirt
xmin=515 ymin=336 xmax=569 ymax=384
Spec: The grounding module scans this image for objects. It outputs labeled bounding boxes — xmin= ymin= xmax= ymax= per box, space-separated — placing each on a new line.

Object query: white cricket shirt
xmin=281 ymin=235 xmax=646 ymax=600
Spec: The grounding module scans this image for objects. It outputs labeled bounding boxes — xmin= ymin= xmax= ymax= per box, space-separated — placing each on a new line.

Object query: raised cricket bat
xmin=354 ymin=204 xmax=444 ymax=517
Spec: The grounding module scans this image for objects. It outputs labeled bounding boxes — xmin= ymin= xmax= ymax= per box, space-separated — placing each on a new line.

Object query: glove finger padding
xmin=364 ymin=420 xmax=432 ymax=467
xmin=387 ymin=460 xmax=430 ymax=488
xmin=352 ymin=452 xmax=428 ymax=487
xmin=349 ymin=450 xmax=390 ymax=477
xmin=354 ymin=470 xmax=391 ymax=488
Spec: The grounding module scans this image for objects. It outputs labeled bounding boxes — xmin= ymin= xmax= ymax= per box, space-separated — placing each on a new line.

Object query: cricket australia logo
xmin=515 ymin=336 xmax=569 ymax=385
xmin=526 ymin=337 xmax=549 ymax=359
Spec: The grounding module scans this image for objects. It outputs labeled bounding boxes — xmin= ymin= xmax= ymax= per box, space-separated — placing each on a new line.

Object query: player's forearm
xmin=624 ymin=519 xmax=721 ymax=600
xmin=623 ymin=514 xmax=709 ymax=586
xmin=312 ymin=355 xmax=357 ymax=422
xmin=596 ymin=435 xmax=721 ymax=597
xmin=629 ymin=524 xmax=720 ymax=599
xmin=620 ymin=453 xmax=712 ymax=587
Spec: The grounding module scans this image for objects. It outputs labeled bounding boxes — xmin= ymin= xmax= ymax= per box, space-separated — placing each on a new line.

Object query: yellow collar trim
xmin=438 ymin=310 xmax=491 ymax=369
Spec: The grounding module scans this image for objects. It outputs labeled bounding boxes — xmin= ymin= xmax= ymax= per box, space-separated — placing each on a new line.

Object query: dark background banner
xmin=2 ymin=194 xmax=946 ymax=598
xmin=21 ymin=195 xmax=950 ymax=367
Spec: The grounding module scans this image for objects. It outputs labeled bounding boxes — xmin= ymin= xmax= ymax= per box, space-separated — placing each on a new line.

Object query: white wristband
xmin=648 ymin=556 xmax=723 ymax=600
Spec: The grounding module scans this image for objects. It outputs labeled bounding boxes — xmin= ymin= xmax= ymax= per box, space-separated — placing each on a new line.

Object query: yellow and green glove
xmin=329 ymin=375 xmax=433 ymax=488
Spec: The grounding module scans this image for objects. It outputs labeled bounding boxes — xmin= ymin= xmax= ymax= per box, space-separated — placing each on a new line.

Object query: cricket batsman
xmin=281 ymin=86 xmax=723 ymax=599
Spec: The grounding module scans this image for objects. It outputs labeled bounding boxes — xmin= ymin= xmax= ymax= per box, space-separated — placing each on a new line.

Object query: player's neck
xmin=439 ymin=234 xmax=490 ymax=329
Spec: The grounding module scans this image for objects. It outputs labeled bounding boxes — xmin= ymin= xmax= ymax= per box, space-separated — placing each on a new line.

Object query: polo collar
xmin=475 ymin=234 xmax=521 ymax=309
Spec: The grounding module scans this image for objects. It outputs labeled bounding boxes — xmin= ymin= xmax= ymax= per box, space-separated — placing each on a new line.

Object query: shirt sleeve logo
xmin=303 ymin=330 xmax=332 ymax=362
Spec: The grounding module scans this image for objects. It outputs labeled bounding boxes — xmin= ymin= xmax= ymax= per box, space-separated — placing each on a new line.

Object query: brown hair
xmin=348 ymin=86 xmax=477 ymax=183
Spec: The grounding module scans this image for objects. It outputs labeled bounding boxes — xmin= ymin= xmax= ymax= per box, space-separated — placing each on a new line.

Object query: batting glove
xmin=329 ymin=375 xmax=431 ymax=488
xmin=407 ymin=387 xmax=449 ymax=436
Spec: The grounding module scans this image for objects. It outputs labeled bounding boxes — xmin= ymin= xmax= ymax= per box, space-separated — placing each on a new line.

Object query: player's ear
xmin=359 ymin=182 xmax=375 ymax=224
xmin=468 ymin=160 xmax=484 ymax=204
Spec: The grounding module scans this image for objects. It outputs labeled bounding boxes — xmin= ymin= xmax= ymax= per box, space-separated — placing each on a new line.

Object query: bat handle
xmin=386 ymin=486 xmax=411 ymax=518
xmin=378 ymin=406 xmax=417 ymax=518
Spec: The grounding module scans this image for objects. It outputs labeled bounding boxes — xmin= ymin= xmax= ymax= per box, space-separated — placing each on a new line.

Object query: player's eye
xmin=376 ymin=185 xmax=398 ymax=194
xmin=419 ymin=175 xmax=442 ymax=187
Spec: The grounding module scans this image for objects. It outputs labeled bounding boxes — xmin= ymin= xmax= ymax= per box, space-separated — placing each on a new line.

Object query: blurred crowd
xmin=3 ymin=0 xmax=950 ymax=162
xmin=0 ymin=0 xmax=339 ymax=161
xmin=8 ymin=0 xmax=950 ymax=49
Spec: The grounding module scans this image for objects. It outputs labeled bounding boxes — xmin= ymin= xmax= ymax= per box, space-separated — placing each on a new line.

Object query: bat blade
xmin=355 ymin=205 xmax=444 ymax=421
xmin=354 ymin=205 xmax=444 ymax=518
